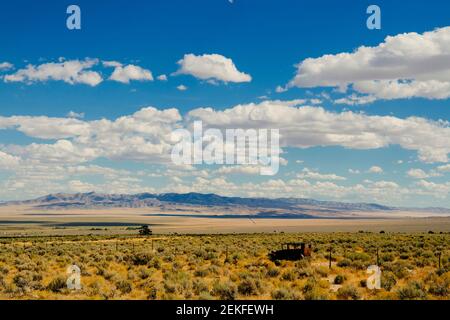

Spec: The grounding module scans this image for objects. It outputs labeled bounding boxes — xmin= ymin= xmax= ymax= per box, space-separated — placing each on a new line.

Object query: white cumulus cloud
xmin=4 ymin=59 xmax=102 ymax=86
xmin=106 ymin=62 xmax=153 ymax=83
xmin=407 ymin=168 xmax=441 ymax=179
xmin=0 ymin=62 xmax=13 ymax=71
xmin=296 ymin=168 xmax=346 ymax=181
xmin=188 ymin=100 xmax=450 ymax=163
xmin=368 ymin=166 xmax=384 ymax=174
xmin=174 ymin=53 xmax=251 ymax=83
xmin=286 ymin=26 xmax=450 ymax=101
xmin=157 ymin=74 xmax=168 ymax=81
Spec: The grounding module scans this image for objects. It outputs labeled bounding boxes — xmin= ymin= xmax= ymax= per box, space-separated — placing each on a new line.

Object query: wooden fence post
xmin=329 ymin=245 xmax=332 ymax=269
xmin=438 ymin=252 xmax=442 ymax=270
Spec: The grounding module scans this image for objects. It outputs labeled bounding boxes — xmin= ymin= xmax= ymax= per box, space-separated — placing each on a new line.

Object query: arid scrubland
xmin=0 ymin=232 xmax=448 ymax=300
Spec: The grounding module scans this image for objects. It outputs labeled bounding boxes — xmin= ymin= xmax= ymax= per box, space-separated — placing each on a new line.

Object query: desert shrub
xmin=314 ymin=266 xmax=329 ymax=277
xmin=237 ymin=279 xmax=258 ymax=296
xmin=302 ymin=277 xmax=317 ymax=293
xmin=0 ymin=266 xmax=9 ymax=275
xmin=281 ymin=269 xmax=296 ymax=281
xmin=334 ymin=275 xmax=345 ymax=284
xmin=205 ymin=251 xmax=217 ymax=260
xmin=383 ymin=262 xmax=410 ymax=279
xmin=271 ymin=288 xmax=295 ymax=300
xmin=304 ymin=288 xmax=329 ymax=300
xmin=194 ymin=268 xmax=209 ymax=277
xmin=347 ymin=252 xmax=371 ymax=262
xmin=337 ymin=259 xmax=351 ymax=267
xmin=193 ymin=249 xmax=207 ymax=259
xmin=381 ymin=271 xmax=397 ymax=291
xmin=147 ymin=287 xmax=158 ymax=300
xmin=138 ymin=267 xmax=151 ymax=280
xmin=266 ymin=267 xmax=280 ymax=278
xmin=437 ymin=266 xmax=448 ymax=276
xmin=231 ymin=253 xmax=242 ymax=265
xmin=32 ymin=273 xmax=43 ymax=282
xmin=207 ymin=265 xmax=220 ymax=275
xmin=116 ymin=280 xmax=132 ymax=294
xmin=47 ymin=277 xmax=66 ymax=293
xmin=297 ymin=267 xmax=314 ymax=278
xmin=103 ymin=270 xmax=117 ymax=281
xmin=149 ymin=257 xmax=161 ymax=269
xmin=163 ymin=280 xmax=177 ymax=294
xmin=13 ymin=272 xmax=33 ymax=291
xmin=381 ymin=253 xmax=395 ymax=262
xmin=415 ymin=257 xmax=431 ymax=268
xmin=428 ymin=278 xmax=449 ymax=297
xmin=198 ymin=291 xmax=214 ymax=300
xmin=163 ymin=254 xmax=174 ymax=262
xmin=129 ymin=253 xmax=152 ymax=266
xmin=337 ymin=285 xmax=361 ymax=300
xmin=211 ymin=281 xmax=237 ymax=300
xmin=421 ymin=250 xmax=434 ymax=259
xmin=295 ymin=259 xmax=310 ymax=269
xmin=318 ymin=279 xmax=331 ymax=289
xmin=397 ymin=281 xmax=427 ymax=300
xmin=193 ymin=279 xmax=209 ymax=296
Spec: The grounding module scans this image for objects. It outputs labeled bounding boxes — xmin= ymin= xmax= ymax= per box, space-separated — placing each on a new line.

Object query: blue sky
xmin=1 ymin=0 xmax=450 ymax=207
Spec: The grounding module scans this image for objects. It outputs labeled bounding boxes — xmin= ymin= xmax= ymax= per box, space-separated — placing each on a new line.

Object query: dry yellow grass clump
xmin=0 ymin=232 xmax=448 ymax=300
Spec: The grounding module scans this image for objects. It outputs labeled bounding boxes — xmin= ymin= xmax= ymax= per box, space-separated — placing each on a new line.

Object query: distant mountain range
xmin=2 ymin=192 xmax=450 ymax=218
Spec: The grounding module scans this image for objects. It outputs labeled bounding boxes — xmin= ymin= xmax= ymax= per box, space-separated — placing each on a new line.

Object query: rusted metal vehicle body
xmin=269 ymin=242 xmax=312 ymax=261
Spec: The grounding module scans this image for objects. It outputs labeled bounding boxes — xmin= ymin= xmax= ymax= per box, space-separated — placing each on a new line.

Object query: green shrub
xmin=13 ymin=274 xmax=31 ymax=290
xmin=147 ymin=287 xmax=158 ymax=300
xmin=304 ymin=288 xmax=329 ymax=300
xmin=271 ymin=288 xmax=294 ymax=300
xmin=237 ymin=279 xmax=258 ymax=296
xmin=314 ymin=266 xmax=329 ymax=277
xmin=211 ymin=281 xmax=237 ymax=300
xmin=381 ymin=253 xmax=395 ymax=262
xmin=381 ymin=271 xmax=397 ymax=291
xmin=47 ymin=277 xmax=66 ymax=293
xmin=334 ymin=275 xmax=345 ymax=284
xmin=297 ymin=267 xmax=314 ymax=278
xmin=337 ymin=285 xmax=361 ymax=300
xmin=266 ymin=267 xmax=280 ymax=278
xmin=129 ymin=253 xmax=152 ymax=266
xmin=0 ymin=266 xmax=9 ymax=275
xmin=428 ymin=279 xmax=449 ymax=297
xmin=397 ymin=281 xmax=427 ymax=300
xmin=281 ymin=269 xmax=296 ymax=281
xmin=194 ymin=268 xmax=209 ymax=277
xmin=138 ymin=267 xmax=151 ymax=280
xmin=193 ymin=279 xmax=209 ymax=296
xmin=116 ymin=280 xmax=132 ymax=294
xmin=337 ymin=259 xmax=351 ymax=267
xmin=347 ymin=252 xmax=371 ymax=262
xmin=163 ymin=280 xmax=177 ymax=294
xmin=198 ymin=291 xmax=214 ymax=300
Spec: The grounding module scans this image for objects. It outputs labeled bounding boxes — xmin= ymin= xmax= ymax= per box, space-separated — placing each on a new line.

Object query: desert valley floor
xmin=0 ymin=205 xmax=450 ymax=236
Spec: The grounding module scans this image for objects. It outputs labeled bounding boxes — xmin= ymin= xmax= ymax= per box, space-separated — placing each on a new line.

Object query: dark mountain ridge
xmin=2 ymin=192 xmax=448 ymax=214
